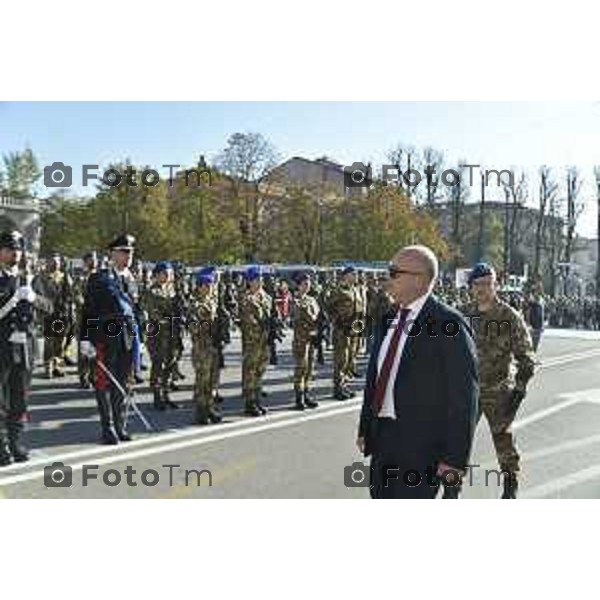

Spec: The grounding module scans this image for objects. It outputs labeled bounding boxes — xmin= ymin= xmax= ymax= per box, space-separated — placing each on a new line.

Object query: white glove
xmin=79 ymin=341 xmax=96 ymax=359
xmin=16 ymin=285 xmax=37 ymax=303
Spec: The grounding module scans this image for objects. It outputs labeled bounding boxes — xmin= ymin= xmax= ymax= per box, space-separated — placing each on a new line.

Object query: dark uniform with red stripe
xmin=80 ymin=237 xmax=138 ymax=444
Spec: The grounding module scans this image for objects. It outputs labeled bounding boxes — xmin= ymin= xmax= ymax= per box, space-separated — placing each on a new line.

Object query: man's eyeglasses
xmin=388 ymin=266 xmax=426 ymax=279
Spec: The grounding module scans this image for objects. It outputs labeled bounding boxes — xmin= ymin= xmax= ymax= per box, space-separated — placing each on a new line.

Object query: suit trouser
xmin=369 ymin=419 xmax=440 ymax=499
xmin=94 ymin=340 xmax=132 ymax=437
xmin=0 ymin=358 xmax=31 ymax=456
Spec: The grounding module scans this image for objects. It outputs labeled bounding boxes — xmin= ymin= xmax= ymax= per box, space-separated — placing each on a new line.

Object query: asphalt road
xmin=2 ymin=328 xmax=600 ymax=498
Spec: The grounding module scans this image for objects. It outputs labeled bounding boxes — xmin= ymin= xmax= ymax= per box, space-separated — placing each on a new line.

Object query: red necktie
xmin=372 ymin=308 xmax=411 ymax=415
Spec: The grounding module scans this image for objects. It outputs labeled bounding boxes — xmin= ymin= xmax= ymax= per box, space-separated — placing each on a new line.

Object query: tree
xmin=1 ymin=147 xmax=40 ymax=198
xmin=501 ymin=170 xmax=528 ymax=279
xmin=216 ymin=132 xmax=279 ymax=261
xmin=445 ymin=161 xmax=470 ymax=270
xmin=534 ymin=166 xmax=559 ymax=281
xmin=421 ymin=146 xmax=445 ymax=210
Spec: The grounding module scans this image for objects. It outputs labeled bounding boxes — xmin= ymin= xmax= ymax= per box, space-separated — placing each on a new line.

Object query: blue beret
xmin=198 ymin=266 xmax=216 ymax=277
xmin=468 ymin=262 xmax=495 ymax=285
xmin=153 ymin=261 xmax=172 ymax=274
xmin=196 ymin=272 xmax=215 ymax=286
xmin=341 ymin=265 xmax=356 ymax=276
xmin=245 ymin=266 xmax=261 ymax=282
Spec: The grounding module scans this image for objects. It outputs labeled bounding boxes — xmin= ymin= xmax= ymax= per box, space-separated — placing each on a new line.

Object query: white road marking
xmin=4 ymin=347 xmax=600 ymax=490
xmin=513 ymin=388 xmax=600 ymax=430
xmin=522 ymin=464 xmax=600 ymax=498
xmin=0 ymin=400 xmax=363 ymax=487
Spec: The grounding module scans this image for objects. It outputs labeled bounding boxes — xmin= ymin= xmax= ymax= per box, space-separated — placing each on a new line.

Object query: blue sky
xmin=2 ymin=101 xmax=600 ymax=235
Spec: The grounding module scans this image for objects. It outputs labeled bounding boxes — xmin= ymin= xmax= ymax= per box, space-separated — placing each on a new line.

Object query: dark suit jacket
xmin=358 ymin=295 xmax=479 ymax=470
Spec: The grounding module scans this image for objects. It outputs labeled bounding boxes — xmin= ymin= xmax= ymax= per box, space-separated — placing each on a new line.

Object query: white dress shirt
xmin=377 ymin=292 xmax=431 ymax=418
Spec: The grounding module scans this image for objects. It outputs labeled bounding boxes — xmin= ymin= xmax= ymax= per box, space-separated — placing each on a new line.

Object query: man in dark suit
xmin=356 ymin=245 xmax=479 ymax=499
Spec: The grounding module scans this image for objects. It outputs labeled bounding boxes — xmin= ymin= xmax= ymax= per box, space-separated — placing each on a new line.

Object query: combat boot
xmin=153 ymin=388 xmax=166 ymax=411
xmin=162 ymin=389 xmax=180 ymax=410
xmin=342 ymin=386 xmax=356 ymax=399
xmin=0 ymin=429 xmax=12 ymax=466
xmin=303 ymin=390 xmax=319 ymax=409
xmin=194 ymin=405 xmax=209 ymax=425
xmin=7 ymin=421 xmax=29 ymax=463
xmin=501 ymin=472 xmax=518 ymax=499
xmin=63 ymin=355 xmax=77 ymax=367
xmin=95 ymin=390 xmax=118 ymax=445
xmin=333 ymin=386 xmax=348 ymax=401
xmin=295 ymin=390 xmax=306 ymax=411
xmin=208 ymin=407 xmax=223 ymax=424
xmin=244 ymin=392 xmax=262 ymax=417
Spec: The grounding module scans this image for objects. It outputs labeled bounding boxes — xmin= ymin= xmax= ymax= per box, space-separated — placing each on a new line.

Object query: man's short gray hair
xmin=402 ymin=245 xmax=439 ymax=283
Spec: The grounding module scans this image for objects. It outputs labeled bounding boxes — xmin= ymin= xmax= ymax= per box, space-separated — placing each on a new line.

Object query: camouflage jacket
xmin=240 ymin=288 xmax=272 ymax=344
xmin=292 ymin=293 xmax=320 ymax=343
xmin=142 ymin=282 xmax=177 ymax=334
xmin=461 ymin=298 xmax=535 ymax=393
xmin=189 ymin=289 xmax=218 ymax=355
xmin=327 ymin=283 xmax=357 ymax=327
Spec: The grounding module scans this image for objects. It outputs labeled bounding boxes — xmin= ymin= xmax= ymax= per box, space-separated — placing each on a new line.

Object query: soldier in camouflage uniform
xmin=39 ymin=254 xmax=74 ymax=378
xmin=74 ymin=251 xmax=98 ymax=388
xmin=292 ymin=273 xmax=320 ymax=410
xmin=189 ymin=269 xmax=222 ymax=425
xmin=239 ymin=266 xmax=271 ymax=417
xmin=348 ymin=270 xmax=367 ymax=374
xmin=141 ymin=261 xmax=179 ymax=411
xmin=462 ymin=263 xmax=536 ymax=498
xmin=327 ymin=266 xmax=358 ymax=400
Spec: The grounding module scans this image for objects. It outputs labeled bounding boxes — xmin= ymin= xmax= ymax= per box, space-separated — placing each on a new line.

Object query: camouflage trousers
xmin=293 ymin=336 xmax=315 ymax=392
xmin=332 ymin=327 xmax=352 ymax=388
xmin=192 ymin=345 xmax=218 ymax=411
xmin=44 ymin=335 xmax=65 ymax=372
xmin=479 ymin=390 xmax=520 ymax=473
xmin=147 ymin=332 xmax=178 ymax=391
xmin=242 ymin=338 xmax=268 ymax=406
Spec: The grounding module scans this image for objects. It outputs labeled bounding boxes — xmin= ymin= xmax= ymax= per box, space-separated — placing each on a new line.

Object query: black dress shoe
xmin=256 ymin=404 xmax=268 ymax=416
xmin=10 ymin=444 xmax=29 ymax=463
xmin=52 ymin=368 xmax=65 ymax=378
xmin=134 ymin=374 xmax=144 ymax=385
xmin=101 ymin=431 xmax=119 ymax=445
xmin=0 ymin=454 xmax=13 ymax=467
xmin=244 ymin=406 xmax=262 ymax=417
xmin=117 ymin=432 xmax=132 ymax=442
xmin=169 ymin=381 xmax=180 ymax=391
